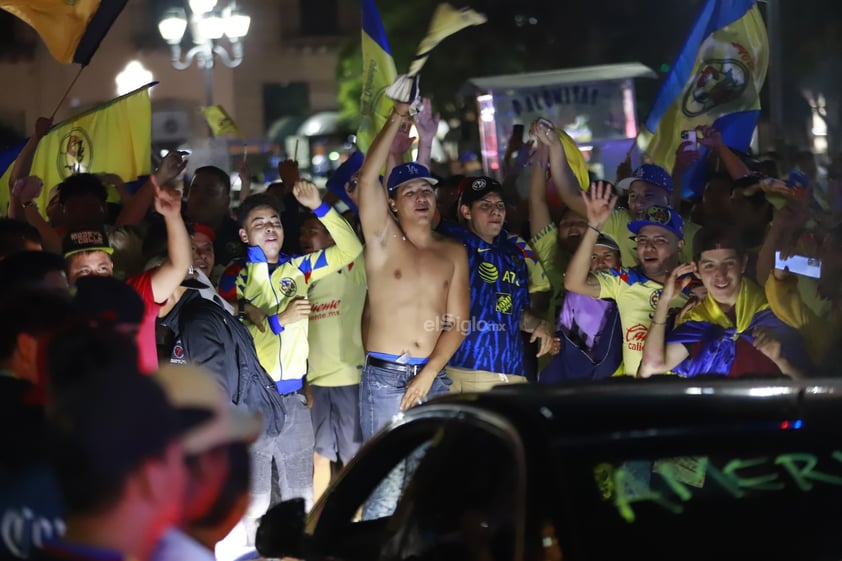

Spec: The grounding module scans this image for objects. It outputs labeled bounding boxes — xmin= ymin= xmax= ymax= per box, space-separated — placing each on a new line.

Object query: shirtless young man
xmin=358 ymin=100 xmax=470 ymax=434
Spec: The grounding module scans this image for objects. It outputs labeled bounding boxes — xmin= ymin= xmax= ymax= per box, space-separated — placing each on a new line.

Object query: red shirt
xmin=126 ymin=269 xmax=165 ymax=374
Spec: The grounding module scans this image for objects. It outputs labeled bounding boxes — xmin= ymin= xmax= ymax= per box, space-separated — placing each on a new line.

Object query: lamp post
xmin=158 ymin=0 xmax=251 ymax=106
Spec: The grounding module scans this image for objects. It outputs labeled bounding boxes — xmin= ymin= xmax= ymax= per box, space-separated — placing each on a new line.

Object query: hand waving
xmin=580 ymin=181 xmax=617 ymax=229
xmin=153 ymin=180 xmax=183 ymax=218
xmin=414 ymin=97 xmax=439 ymax=141
xmin=155 ymin=151 xmax=188 ymax=186
xmin=530 ymin=118 xmax=561 ymax=148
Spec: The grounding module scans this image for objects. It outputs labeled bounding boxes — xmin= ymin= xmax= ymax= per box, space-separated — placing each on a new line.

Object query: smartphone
xmin=680 ymin=130 xmax=698 ymax=151
xmin=775 ymin=251 xmax=822 ymax=278
xmin=511 ymin=124 xmax=525 ymax=140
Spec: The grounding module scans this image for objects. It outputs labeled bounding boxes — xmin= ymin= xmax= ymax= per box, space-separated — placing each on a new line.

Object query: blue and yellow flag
xmin=645 ymin=0 xmax=768 ymax=197
xmin=202 ymin=105 xmax=244 ymax=139
xmin=357 ymin=0 xmax=397 ymax=153
xmin=0 ymin=0 xmax=128 ymax=65
xmin=0 ymin=83 xmax=153 ymax=217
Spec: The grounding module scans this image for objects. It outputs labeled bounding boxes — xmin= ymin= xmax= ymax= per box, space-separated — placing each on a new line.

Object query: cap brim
xmin=627 ymin=219 xmax=682 ymax=239
xmin=616 ymin=177 xmax=637 ymax=192
xmin=388 ymin=176 xmax=439 ymax=193
xmin=64 ymin=246 xmax=113 ymax=259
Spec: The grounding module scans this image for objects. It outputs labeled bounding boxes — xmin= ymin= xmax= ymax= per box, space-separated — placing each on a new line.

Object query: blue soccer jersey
xmin=437 ymin=220 xmax=549 ymax=375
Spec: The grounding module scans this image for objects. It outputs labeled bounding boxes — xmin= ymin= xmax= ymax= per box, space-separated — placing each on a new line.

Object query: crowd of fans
xmin=1 ymin=88 xmax=841 ymax=561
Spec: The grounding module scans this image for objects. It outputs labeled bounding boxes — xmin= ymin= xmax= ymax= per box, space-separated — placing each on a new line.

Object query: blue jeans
xmin=359 ymin=359 xmax=450 ymax=519
xmin=245 ymin=392 xmax=315 ymax=544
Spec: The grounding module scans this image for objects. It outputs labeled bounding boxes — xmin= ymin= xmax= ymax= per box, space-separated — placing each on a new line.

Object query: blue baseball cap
xmin=617 ymin=163 xmax=674 ymax=193
xmin=386 ymin=162 xmax=438 ymax=195
xmin=326 ymin=150 xmax=364 ymax=213
xmin=627 ymin=205 xmax=684 ymax=240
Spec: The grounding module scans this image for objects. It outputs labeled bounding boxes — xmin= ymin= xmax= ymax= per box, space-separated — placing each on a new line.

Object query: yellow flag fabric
xmin=679 ymin=277 xmax=769 ymax=331
xmin=644 ymin=1 xmax=768 ymax=177
xmin=558 ymin=128 xmax=590 ymax=190
xmin=357 ymin=0 xmax=397 ymax=154
xmin=202 ymin=105 xmax=244 ymax=139
xmin=408 ymin=4 xmax=486 ymax=77
xmin=0 ymin=83 xmax=153 ymax=217
xmin=0 ymin=0 xmax=99 ymax=64
xmin=409 ymin=4 xmax=487 ymax=76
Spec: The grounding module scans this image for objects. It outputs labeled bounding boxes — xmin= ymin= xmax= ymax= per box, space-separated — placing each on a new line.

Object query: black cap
xmin=62 ymin=228 xmax=112 ymax=259
xmin=458 ymin=176 xmax=504 ymax=207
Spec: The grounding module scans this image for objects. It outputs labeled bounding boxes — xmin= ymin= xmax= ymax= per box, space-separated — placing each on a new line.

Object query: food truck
xmin=466 ymin=62 xmax=657 ymax=182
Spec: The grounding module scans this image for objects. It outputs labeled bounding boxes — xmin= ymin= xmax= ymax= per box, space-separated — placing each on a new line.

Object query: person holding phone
xmin=639 ymin=226 xmax=811 ymax=379
xmin=764 ymin=221 xmax=842 ymax=375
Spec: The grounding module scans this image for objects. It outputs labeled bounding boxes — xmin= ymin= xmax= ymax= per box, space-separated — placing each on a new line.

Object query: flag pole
xmin=50 ymin=66 xmax=86 ymax=121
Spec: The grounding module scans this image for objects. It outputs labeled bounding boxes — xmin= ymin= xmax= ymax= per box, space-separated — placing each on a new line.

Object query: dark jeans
xmin=359 ymin=359 xmax=450 ymax=519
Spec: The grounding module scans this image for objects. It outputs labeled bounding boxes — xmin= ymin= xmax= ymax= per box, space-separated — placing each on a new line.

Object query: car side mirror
xmin=255 ymin=498 xmax=307 ymax=559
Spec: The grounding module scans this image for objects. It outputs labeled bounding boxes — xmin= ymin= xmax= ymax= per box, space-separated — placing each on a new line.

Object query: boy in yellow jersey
xmin=565 ymin=182 xmax=691 ymax=375
xmin=233 ymin=182 xmax=363 ymax=511
xmin=299 ymin=214 xmax=366 ymax=502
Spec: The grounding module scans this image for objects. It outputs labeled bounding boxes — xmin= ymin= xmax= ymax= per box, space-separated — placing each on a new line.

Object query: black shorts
xmin=309 ymin=384 xmax=363 ymax=463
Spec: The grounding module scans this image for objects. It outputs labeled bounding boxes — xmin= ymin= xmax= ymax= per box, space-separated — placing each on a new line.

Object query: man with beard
xmin=532 ymin=119 xmax=700 ymax=267
xmin=565 ymin=182 xmax=691 ymax=375
xmin=639 ymin=226 xmax=809 ymax=379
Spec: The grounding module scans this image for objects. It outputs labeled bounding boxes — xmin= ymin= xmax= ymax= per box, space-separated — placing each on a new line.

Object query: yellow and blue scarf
xmin=668 ymin=279 xmax=808 ymax=377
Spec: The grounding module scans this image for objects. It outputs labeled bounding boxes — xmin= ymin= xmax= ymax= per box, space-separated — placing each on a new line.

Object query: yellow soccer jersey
xmin=238 ymin=207 xmax=363 ymax=384
xmin=530 ymin=223 xmax=569 ymax=323
xmin=307 ymin=254 xmax=367 ymax=387
xmin=602 ymin=209 xmax=700 ymax=268
xmin=595 ymin=267 xmax=689 ymax=375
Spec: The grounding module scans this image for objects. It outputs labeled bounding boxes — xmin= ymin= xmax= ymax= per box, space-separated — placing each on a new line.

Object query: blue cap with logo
xmin=627 ymin=205 xmax=684 ymax=240
xmin=617 ymin=163 xmax=674 ymax=193
xmin=386 ymin=162 xmax=438 ymax=195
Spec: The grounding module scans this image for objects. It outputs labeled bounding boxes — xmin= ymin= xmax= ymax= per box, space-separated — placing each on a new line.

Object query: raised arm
xmin=8 ymin=117 xmax=51 ymax=195
xmin=117 ymin=151 xmax=187 ymax=226
xmin=400 ymin=242 xmax=469 ymax=411
xmin=638 ymin=264 xmax=695 ymax=377
xmin=290 ymin=180 xmax=363 ymax=285
xmin=385 ymin=125 xmax=415 ymax=189
xmin=359 ymin=101 xmax=410 ymax=240
xmin=563 ymin=181 xmax=616 ymax=298
xmin=755 ymin=202 xmax=809 ymax=285
xmin=532 ymin=118 xmax=588 ymax=217
xmin=414 ymin=97 xmax=438 ymax=169
xmin=528 ymin=143 xmax=552 ymax=235
xmin=697 ymin=125 xmax=751 ymax=181
xmin=237 ymin=158 xmax=252 ymax=204
xmin=149 ymin=179 xmax=192 ymax=303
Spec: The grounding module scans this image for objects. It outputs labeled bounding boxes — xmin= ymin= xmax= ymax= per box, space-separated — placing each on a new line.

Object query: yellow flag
xmin=357 ymin=0 xmax=397 ymax=153
xmin=0 ymin=83 xmax=152 ymax=217
xmin=0 ymin=0 xmax=127 ymax=65
xmin=202 ymin=105 xmax=244 ymax=139
xmin=558 ymin=128 xmax=590 ymax=190
xmin=644 ymin=0 xmax=767 ymax=191
xmin=408 ymin=4 xmax=487 ymax=76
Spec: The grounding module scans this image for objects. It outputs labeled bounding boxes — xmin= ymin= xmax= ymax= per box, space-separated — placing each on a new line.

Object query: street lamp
xmin=158 ymin=0 xmax=251 ymax=106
